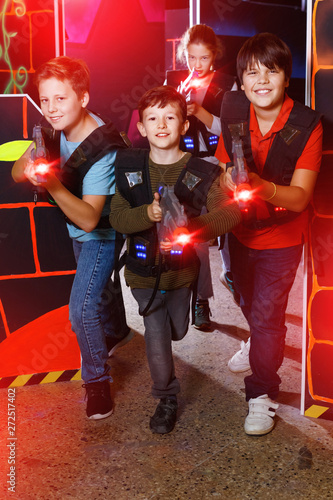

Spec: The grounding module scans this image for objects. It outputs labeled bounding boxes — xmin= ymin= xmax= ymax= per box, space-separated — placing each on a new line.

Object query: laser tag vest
xmin=115 ymin=149 xmax=221 ymax=277
xmin=166 ymin=69 xmax=236 ymax=157
xmin=41 ymin=116 xmax=129 ymax=228
xmin=221 ymin=91 xmax=322 ymax=229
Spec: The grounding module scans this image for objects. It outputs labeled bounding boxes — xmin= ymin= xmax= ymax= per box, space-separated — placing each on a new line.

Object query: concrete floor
xmin=1 ymin=246 xmax=333 ymax=500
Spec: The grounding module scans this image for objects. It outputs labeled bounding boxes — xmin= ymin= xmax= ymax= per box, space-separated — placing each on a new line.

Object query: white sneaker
xmin=228 ymin=338 xmax=251 ymax=373
xmin=244 ymin=394 xmax=279 ymax=436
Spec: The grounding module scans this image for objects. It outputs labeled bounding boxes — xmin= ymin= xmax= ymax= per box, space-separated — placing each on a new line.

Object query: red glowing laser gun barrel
xmin=231 ymin=138 xmax=253 ymax=208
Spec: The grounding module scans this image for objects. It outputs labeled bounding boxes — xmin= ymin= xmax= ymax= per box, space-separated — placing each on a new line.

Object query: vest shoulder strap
xmin=175 ymin=156 xmax=221 ymax=217
xmin=220 ymin=92 xmax=322 ymax=228
xmin=221 ymin=90 xmax=250 ymax=124
xmin=114 ymin=148 xmax=152 ymax=207
xmin=61 ymin=118 xmax=129 ymax=197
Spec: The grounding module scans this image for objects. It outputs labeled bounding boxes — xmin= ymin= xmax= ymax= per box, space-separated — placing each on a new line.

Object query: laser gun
xmin=30 ymin=125 xmax=49 ymax=182
xmin=227 ymin=123 xmax=253 ymax=211
xmin=157 ymin=185 xmax=190 ymax=255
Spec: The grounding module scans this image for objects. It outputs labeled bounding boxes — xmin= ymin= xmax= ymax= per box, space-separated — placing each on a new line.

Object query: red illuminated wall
xmin=304 ymin=0 xmax=333 ymax=419
xmin=0 ymin=1 xmax=80 ymax=386
xmin=65 ymin=0 xmax=167 ymax=139
xmin=0 ymin=0 xmax=171 ymax=385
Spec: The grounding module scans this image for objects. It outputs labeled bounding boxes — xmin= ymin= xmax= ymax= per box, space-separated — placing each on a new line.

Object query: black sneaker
xmin=194 ymin=299 xmax=211 ymax=330
xmin=149 ymin=397 xmax=178 ymax=434
xmin=106 ymin=328 xmax=134 ymax=357
xmin=83 ymin=380 xmax=113 ymax=420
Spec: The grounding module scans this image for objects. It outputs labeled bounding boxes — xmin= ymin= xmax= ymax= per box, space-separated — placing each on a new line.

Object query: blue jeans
xmin=229 ymin=233 xmax=303 ymax=401
xmin=69 ymin=237 xmax=127 ymax=384
xmin=131 ymin=287 xmax=191 ymax=399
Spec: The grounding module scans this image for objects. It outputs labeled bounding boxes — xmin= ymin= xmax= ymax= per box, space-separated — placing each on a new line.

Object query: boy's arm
xmin=247 ymin=121 xmax=323 ymax=212
xmin=187 ymin=177 xmax=241 ymax=242
xmin=11 ymin=143 xmax=35 ymax=183
xmin=14 ymin=145 xmax=114 ymax=232
xmin=23 ymin=164 xmax=106 ymax=233
xmin=249 ymin=169 xmax=319 ymax=213
xmin=47 ymin=175 xmax=106 ymax=232
xmin=110 ymin=188 xmax=161 ymax=234
xmin=187 ymin=104 xmax=215 ymax=129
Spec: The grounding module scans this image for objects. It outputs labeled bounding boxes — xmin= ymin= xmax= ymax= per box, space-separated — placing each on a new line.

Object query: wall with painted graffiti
xmin=0 ymin=0 xmax=169 ymax=385
xmin=0 ymin=0 xmax=79 ymax=385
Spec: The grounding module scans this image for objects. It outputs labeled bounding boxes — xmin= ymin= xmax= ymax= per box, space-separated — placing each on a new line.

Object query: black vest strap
xmin=222 ymin=91 xmax=321 ymax=183
xmin=115 ymin=150 xmax=219 ymax=276
xmin=115 ymin=150 xmax=220 ymax=213
xmin=62 ymin=121 xmax=128 ymax=198
xmin=174 ymin=156 xmax=220 ymax=217
xmin=221 ymin=91 xmax=322 ymax=228
xmin=166 ymin=70 xmax=236 ymax=157
xmin=42 ymin=127 xmax=61 ymax=162
xmin=115 ymin=148 xmax=153 ymax=206
xmin=42 ymin=115 xmax=128 ymax=228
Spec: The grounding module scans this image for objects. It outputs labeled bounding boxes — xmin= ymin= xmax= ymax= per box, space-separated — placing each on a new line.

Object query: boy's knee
xmin=172 ymin=325 xmax=188 ymax=341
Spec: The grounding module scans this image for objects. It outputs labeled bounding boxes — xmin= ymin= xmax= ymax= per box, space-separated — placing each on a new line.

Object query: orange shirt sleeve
xmin=215 ymin=134 xmax=231 ymax=164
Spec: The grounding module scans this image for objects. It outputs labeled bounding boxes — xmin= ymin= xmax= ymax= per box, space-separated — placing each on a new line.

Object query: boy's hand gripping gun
xmin=30 ymin=125 xmax=49 ymax=183
xmin=157 ymin=185 xmax=190 ymax=255
xmin=30 ymin=125 xmax=51 ymax=203
xmin=228 ymin=123 xmax=253 ymax=211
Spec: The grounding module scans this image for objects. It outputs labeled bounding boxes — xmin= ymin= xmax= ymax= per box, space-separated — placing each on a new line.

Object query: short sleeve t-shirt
xmin=60 ymin=112 xmax=116 ymax=242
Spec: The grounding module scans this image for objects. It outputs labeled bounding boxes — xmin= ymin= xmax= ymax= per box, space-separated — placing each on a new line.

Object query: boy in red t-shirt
xmin=215 ymin=33 xmax=322 ymax=436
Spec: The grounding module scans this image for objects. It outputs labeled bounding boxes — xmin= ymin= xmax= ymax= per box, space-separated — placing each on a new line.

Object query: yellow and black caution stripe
xmin=0 ymin=369 xmax=81 ymax=388
xmin=304 ymin=404 xmax=333 ymax=420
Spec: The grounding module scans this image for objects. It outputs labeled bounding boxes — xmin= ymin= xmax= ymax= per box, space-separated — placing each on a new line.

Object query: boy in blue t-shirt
xmin=12 ymin=56 xmax=132 ymax=420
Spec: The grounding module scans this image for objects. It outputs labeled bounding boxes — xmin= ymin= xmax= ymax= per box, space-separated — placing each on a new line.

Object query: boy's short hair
xmin=138 ymin=86 xmax=187 ymax=123
xmin=34 ymin=56 xmax=90 ymax=97
xmin=237 ymin=33 xmax=292 ymax=84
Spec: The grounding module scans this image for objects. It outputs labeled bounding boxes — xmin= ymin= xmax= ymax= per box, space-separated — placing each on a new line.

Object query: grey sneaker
xmin=194 ymin=299 xmax=211 ymax=330
xmin=150 ymin=397 xmax=178 ymax=434
xmin=228 ymin=338 xmax=251 ymax=373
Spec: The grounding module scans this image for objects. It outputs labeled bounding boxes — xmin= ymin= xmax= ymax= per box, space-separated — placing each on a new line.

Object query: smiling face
xmin=241 ymin=60 xmax=289 ymax=115
xmin=185 ymin=43 xmax=215 ymax=80
xmin=38 ymin=77 xmax=89 ymax=137
xmin=137 ymin=102 xmax=189 ymax=153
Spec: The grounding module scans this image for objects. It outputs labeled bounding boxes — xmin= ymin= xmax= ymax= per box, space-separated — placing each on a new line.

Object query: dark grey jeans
xmin=131 ymin=287 xmax=191 ymax=399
